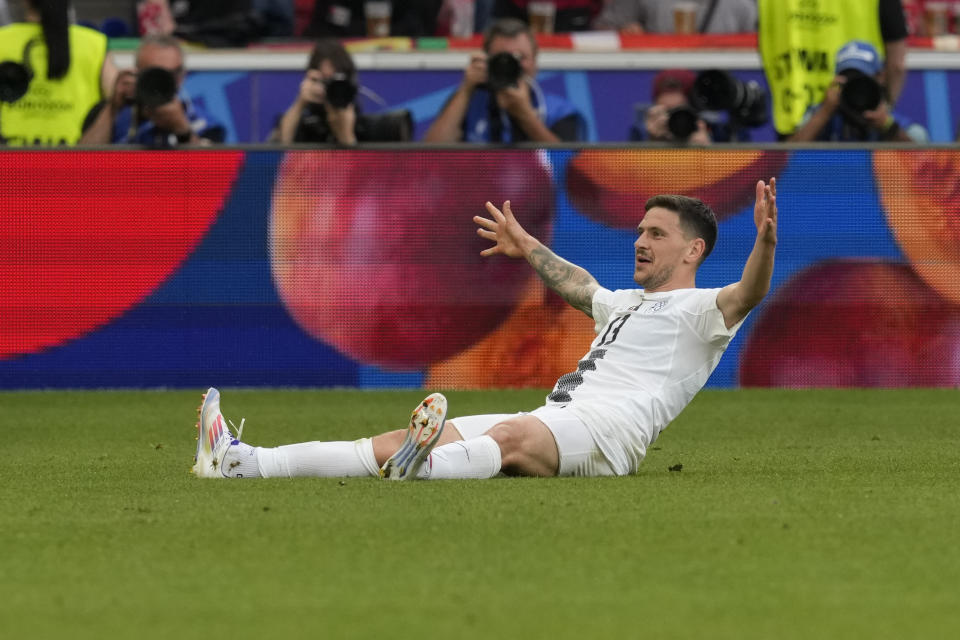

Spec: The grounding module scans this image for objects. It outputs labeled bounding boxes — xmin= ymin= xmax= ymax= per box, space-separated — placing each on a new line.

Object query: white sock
xmin=252 ymin=437 xmax=380 ymax=478
xmin=420 ymin=435 xmax=502 ymax=480
xmin=220 ymin=441 xmax=261 ymax=478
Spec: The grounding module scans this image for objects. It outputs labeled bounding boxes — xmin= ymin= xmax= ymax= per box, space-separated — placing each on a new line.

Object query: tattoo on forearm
xmin=529 ymin=246 xmax=598 ymax=316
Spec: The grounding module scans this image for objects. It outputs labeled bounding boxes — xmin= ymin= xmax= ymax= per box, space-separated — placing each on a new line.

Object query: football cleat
xmin=380 ymin=393 xmax=447 ymax=481
xmin=192 ymin=387 xmax=244 ymax=478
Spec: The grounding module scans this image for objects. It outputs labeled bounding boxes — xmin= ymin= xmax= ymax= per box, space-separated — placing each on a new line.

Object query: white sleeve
xmin=590 ymin=287 xmax=618 ymax=335
xmin=689 ymin=289 xmax=746 ymax=344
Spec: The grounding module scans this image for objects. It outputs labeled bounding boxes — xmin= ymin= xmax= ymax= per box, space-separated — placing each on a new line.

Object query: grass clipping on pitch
xmin=1 ymin=388 xmax=959 ymax=639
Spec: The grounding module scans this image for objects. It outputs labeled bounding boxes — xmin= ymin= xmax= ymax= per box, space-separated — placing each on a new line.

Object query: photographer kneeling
xmin=423 ymin=18 xmax=585 ymax=144
xmin=788 ymin=41 xmax=927 ymax=144
xmin=80 ymin=35 xmax=224 ymax=147
xmin=271 ymin=39 xmax=412 ymax=145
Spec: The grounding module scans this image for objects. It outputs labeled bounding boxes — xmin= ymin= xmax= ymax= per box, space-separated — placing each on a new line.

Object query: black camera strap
xmin=699 ymin=0 xmax=721 ymax=34
xmin=487 ymin=94 xmax=505 ymax=143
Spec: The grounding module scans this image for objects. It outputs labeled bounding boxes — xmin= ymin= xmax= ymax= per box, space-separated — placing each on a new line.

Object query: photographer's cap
xmin=835 ymin=41 xmax=883 ymax=76
xmin=652 ymin=69 xmax=696 ymax=101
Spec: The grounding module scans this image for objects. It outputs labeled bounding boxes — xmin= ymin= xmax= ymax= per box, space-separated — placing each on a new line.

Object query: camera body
xmin=485 ymin=52 xmax=522 ymax=92
xmin=324 ymin=74 xmax=358 ymax=110
xmin=135 ymin=67 xmax=179 ymax=108
xmin=666 ymin=106 xmax=700 ymax=140
xmin=838 ymin=69 xmax=883 ymax=114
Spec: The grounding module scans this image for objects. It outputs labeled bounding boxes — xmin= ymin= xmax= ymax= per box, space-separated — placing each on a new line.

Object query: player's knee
xmin=486 ymin=422 xmax=528 ymax=469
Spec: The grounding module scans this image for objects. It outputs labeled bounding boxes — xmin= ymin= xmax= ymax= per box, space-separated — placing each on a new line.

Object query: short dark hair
xmin=644 ymin=194 xmax=718 ymax=263
xmin=483 ymin=18 xmax=536 ymax=54
xmin=307 ymin=39 xmax=357 ymax=80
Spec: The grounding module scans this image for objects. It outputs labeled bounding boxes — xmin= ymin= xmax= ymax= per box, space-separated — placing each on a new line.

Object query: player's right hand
xmin=474 ymin=200 xmax=530 ymax=258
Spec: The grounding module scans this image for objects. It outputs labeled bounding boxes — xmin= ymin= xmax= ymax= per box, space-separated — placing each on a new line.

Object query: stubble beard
xmin=635 ymin=263 xmax=674 ymax=291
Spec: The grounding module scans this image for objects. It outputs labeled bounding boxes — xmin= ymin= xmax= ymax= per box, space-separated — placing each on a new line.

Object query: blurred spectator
xmin=493 ymin=0 xmax=604 ymax=31
xmin=0 ymin=0 xmax=117 ymax=145
xmin=136 ymin=0 xmax=176 ymax=36
xmin=80 ymin=35 xmax=225 ymax=147
xmin=423 ymin=18 xmax=586 ymax=143
xmin=758 ymin=0 xmax=907 ymax=138
xmin=254 ymin=0 xmax=295 ymax=37
xmin=269 ymin=39 xmax=412 ymax=144
xmin=475 ymin=0 xmax=496 ymax=32
xmin=629 ymin=69 xmax=712 ymax=144
xmin=0 ymin=0 xmax=12 ymax=27
xmin=305 ymin=0 xmax=442 ymax=37
xmin=904 ymin=0 xmax=960 ymax=36
xmin=169 ymin=0 xmax=263 ymax=47
xmin=593 ymin=0 xmax=756 ymax=34
xmin=788 ymin=40 xmax=927 ymax=143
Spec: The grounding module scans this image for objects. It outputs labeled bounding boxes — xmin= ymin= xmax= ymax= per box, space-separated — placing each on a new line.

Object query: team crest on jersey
xmin=651 ymin=300 xmax=668 ymax=312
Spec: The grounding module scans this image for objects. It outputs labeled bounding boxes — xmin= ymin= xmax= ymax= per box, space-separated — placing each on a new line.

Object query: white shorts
xmin=448 ymin=406 xmax=618 ymax=477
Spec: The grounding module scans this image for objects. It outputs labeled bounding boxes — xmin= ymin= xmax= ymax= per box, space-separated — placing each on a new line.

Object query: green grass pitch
xmin=2 ymin=388 xmax=959 ymax=639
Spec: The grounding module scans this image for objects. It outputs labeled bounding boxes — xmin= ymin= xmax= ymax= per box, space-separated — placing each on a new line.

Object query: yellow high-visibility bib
xmin=0 ymin=22 xmax=106 ymax=145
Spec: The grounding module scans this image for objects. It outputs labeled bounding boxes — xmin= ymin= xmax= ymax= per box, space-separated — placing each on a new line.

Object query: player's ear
xmin=686 ymin=238 xmax=705 ymax=264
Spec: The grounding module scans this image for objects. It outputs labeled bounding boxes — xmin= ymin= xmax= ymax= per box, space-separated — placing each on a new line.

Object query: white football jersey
xmin=545 ymin=287 xmax=745 ymax=474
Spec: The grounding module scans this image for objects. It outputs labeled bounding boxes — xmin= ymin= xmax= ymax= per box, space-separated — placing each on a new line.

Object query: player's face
xmin=633 ymin=207 xmax=698 ymax=291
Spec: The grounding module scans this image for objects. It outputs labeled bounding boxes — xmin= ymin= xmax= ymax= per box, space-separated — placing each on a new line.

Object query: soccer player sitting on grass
xmin=193 ymin=178 xmax=778 ymax=480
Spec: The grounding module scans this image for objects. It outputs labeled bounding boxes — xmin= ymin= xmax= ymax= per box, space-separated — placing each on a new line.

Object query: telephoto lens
xmin=692 ymin=69 xmax=769 ymax=127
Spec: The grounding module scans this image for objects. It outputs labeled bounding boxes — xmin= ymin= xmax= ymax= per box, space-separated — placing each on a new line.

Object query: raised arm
xmin=475 ymin=200 xmax=600 ymax=317
xmin=716 ymin=178 xmax=778 ymax=329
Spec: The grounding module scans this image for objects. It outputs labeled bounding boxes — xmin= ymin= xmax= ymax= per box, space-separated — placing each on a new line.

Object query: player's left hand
xmin=754 ymin=177 xmax=777 ymax=244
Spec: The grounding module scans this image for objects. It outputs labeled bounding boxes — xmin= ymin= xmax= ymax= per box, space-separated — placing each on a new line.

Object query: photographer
xmin=630 ymin=69 xmax=712 ymax=144
xmin=788 ymin=41 xmax=926 ymax=144
xmin=423 ymin=18 xmax=586 ymax=143
xmin=631 ymin=68 xmax=767 ymax=144
xmin=270 ymin=39 xmax=411 ymax=145
xmin=79 ymin=35 xmax=225 ymax=147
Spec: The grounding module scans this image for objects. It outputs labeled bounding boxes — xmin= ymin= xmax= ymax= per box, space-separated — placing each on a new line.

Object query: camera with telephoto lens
xmin=691 ymin=69 xmax=769 ymax=128
xmin=135 ymin=66 xmax=179 ymax=108
xmin=838 ymin=69 xmax=882 ymax=114
xmin=485 ymin=52 xmax=522 ymax=91
xmin=324 ymin=74 xmax=358 ymax=109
